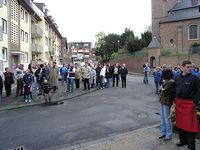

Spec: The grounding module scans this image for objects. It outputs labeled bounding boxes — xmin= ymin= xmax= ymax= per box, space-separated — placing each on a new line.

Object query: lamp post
xmin=117 ymin=40 xmax=120 ymax=51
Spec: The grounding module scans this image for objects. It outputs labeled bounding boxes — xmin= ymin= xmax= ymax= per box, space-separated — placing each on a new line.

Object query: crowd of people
xmin=149 ymin=60 xmax=200 ymax=150
xmin=0 ymin=61 xmax=129 ymax=104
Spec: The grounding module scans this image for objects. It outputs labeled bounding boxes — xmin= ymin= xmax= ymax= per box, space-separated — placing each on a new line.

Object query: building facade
xmin=149 ymin=0 xmax=200 ymax=67
xmin=0 ymin=0 xmax=65 ymax=72
xmin=68 ymin=42 xmax=92 ymax=64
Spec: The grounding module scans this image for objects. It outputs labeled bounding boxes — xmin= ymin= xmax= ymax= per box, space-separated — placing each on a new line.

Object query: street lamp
xmin=117 ymin=40 xmax=120 ymax=51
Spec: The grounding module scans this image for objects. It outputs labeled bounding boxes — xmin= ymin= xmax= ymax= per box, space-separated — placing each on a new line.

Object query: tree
xmin=120 ymin=28 xmax=135 ymax=48
xmin=141 ymin=30 xmax=152 ymax=47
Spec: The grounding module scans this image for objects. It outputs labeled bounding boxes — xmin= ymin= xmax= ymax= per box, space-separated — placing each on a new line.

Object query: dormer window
xmin=192 ymin=0 xmax=198 ymax=5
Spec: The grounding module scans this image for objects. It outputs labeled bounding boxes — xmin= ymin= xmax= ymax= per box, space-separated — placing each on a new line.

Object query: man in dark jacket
xmin=4 ymin=67 xmax=14 ymax=97
xmin=175 ymin=60 xmax=200 ymax=150
xmin=120 ymin=64 xmax=128 ymax=88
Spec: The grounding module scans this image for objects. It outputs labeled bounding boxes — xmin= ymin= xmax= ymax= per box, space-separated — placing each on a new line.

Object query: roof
xmin=19 ymin=0 xmax=41 ymax=21
xmin=160 ymin=0 xmax=200 ymax=23
xmin=171 ymin=0 xmax=200 ymax=11
xmin=148 ymin=37 xmax=162 ymax=49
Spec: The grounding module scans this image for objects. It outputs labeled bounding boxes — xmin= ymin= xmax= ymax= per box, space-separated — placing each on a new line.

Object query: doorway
xmin=150 ymin=56 xmax=156 ymax=68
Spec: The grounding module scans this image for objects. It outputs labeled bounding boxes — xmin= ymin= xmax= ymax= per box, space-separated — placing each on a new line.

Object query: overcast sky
xmin=34 ymin=0 xmax=152 ymax=43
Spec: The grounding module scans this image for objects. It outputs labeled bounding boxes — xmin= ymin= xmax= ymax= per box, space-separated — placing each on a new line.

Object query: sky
xmin=34 ymin=0 xmax=152 ymax=44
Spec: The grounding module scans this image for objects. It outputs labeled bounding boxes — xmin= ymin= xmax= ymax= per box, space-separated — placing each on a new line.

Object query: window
xmin=2 ymin=47 xmax=7 ymax=61
xmin=2 ymin=18 xmax=7 ymax=33
xmin=21 ymin=30 xmax=24 ymax=41
xmin=189 ymin=25 xmax=198 ymax=40
xmin=25 ymin=32 xmax=28 ymax=42
xmin=45 ymin=37 xmax=48 ymax=45
xmin=45 ymin=52 xmax=48 ymax=60
xmin=21 ymin=8 xmax=24 ymax=19
xmin=25 ymin=11 xmax=28 ymax=22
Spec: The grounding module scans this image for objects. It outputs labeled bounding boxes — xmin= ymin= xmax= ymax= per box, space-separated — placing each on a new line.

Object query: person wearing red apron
xmin=175 ymin=60 xmax=200 ymax=150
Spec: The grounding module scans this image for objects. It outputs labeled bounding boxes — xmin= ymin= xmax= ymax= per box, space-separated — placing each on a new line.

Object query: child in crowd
xmin=23 ymin=69 xmax=33 ymax=102
xmin=42 ymin=79 xmax=52 ymax=105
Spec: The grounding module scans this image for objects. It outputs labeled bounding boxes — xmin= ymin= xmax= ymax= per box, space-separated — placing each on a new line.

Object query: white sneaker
xmin=29 ymin=99 xmax=32 ymax=103
xmin=25 ymin=99 xmax=28 ymax=103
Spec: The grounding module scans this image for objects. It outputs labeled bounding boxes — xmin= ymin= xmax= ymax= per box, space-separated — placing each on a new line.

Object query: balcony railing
xmin=31 ymin=43 xmax=43 ymax=53
xmin=31 ymin=24 xmax=43 ymax=38
xmin=0 ymin=26 xmax=3 ymax=41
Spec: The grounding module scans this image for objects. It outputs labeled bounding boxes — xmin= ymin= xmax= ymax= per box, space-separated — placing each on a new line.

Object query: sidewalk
xmin=46 ymin=125 xmax=200 ymax=150
xmin=0 ymin=82 xmax=97 ymax=112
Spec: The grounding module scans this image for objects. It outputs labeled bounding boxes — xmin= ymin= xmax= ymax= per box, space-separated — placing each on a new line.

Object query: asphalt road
xmin=0 ymin=75 xmax=160 ymax=150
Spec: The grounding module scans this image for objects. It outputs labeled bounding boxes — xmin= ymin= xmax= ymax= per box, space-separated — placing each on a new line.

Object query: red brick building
xmin=148 ymin=0 xmax=200 ymax=67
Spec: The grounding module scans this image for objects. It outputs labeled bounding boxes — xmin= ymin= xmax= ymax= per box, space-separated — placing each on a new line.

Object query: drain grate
xmin=8 ymin=146 xmax=25 ymax=150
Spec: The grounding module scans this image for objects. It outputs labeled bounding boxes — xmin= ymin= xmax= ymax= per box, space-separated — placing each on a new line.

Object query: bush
xmin=133 ymin=48 xmax=149 ymax=57
xmin=161 ymin=49 xmax=176 ymax=56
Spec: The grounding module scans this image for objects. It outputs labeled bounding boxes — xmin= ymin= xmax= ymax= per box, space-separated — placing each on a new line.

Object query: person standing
xmin=42 ymin=79 xmax=52 ymax=105
xmin=153 ymin=67 xmax=162 ymax=94
xmin=49 ymin=62 xmax=59 ymax=92
xmin=112 ymin=63 xmax=120 ymax=87
xmin=159 ymin=69 xmax=175 ymax=141
xmin=175 ymin=60 xmax=200 ymax=150
xmin=81 ymin=63 xmax=91 ymax=91
xmin=15 ymin=64 xmax=25 ymax=97
xmin=60 ymin=64 xmax=68 ymax=86
xmin=23 ymin=69 xmax=33 ymax=102
xmin=120 ymin=64 xmax=128 ymax=88
xmin=143 ymin=62 xmax=151 ymax=84
xmin=74 ymin=63 xmax=81 ymax=89
xmin=67 ymin=65 xmax=75 ymax=93
xmin=4 ymin=67 xmax=14 ymax=97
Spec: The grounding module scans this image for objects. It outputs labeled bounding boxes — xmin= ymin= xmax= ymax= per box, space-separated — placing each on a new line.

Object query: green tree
xmin=141 ymin=30 xmax=152 ymax=47
xmin=120 ymin=28 xmax=135 ymax=48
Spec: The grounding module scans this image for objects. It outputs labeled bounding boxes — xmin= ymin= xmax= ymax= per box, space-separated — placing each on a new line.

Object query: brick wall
xmin=160 ymin=54 xmax=200 ymax=67
xmin=160 ymin=19 xmax=200 ymax=52
xmin=109 ymin=54 xmax=200 ymax=74
xmin=109 ymin=57 xmax=148 ymax=73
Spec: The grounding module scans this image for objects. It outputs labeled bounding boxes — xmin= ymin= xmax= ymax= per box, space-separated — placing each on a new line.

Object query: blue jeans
xmin=160 ymin=104 xmax=172 ymax=139
xmin=67 ymin=78 xmax=74 ymax=93
xmin=154 ymin=80 xmax=160 ymax=94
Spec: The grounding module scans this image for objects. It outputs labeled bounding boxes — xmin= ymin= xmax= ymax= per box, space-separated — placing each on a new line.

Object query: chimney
xmin=45 ymin=8 xmax=49 ymax=15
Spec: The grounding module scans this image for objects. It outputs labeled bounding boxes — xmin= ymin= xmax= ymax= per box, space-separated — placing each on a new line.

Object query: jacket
xmin=160 ymin=79 xmax=176 ymax=106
